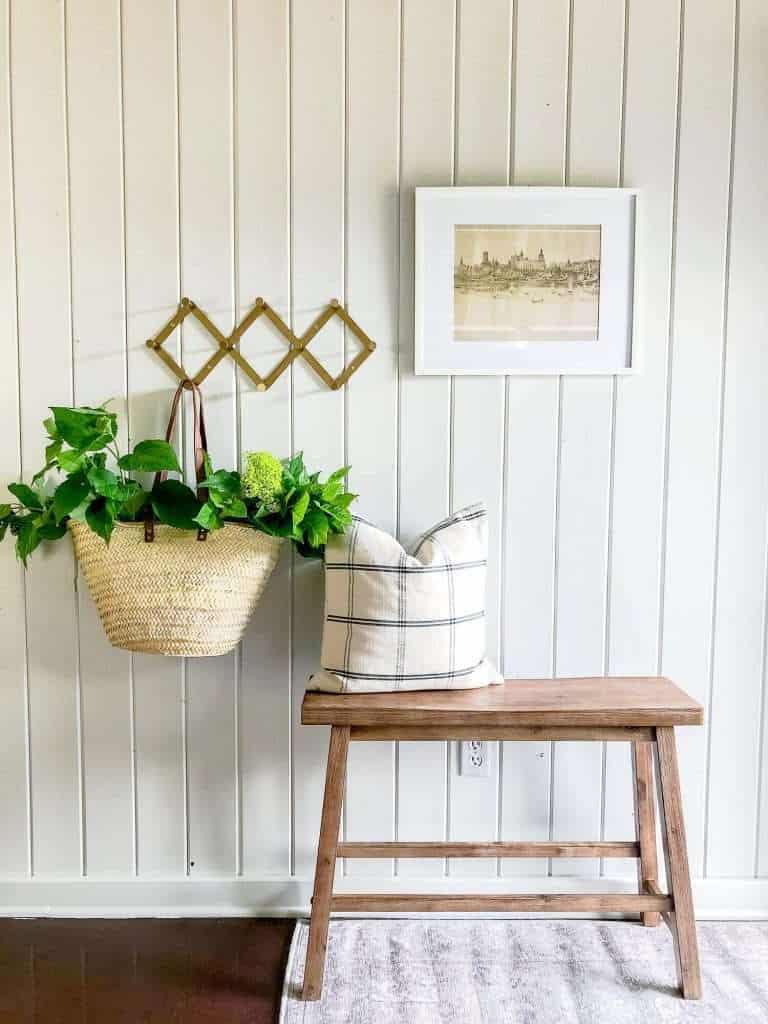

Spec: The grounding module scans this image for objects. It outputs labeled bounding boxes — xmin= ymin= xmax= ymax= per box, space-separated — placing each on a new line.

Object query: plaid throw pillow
xmin=309 ymin=503 xmax=502 ymax=693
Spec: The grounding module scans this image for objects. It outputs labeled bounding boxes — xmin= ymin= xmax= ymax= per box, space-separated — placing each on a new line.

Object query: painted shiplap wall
xmin=1 ymin=0 xmax=767 ymax=916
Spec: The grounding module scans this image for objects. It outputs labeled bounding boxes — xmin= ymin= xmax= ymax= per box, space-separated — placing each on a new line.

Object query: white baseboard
xmin=0 ymin=875 xmax=766 ymax=919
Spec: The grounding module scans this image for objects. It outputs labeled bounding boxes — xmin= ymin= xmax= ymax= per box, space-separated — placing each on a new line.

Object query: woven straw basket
xmin=69 ymin=520 xmax=283 ymax=657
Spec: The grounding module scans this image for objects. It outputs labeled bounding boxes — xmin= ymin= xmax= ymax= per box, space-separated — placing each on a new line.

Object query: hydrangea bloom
xmin=243 ymin=451 xmax=283 ymax=503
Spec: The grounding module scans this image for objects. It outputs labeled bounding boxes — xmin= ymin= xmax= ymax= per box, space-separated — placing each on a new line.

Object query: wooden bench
xmin=300 ymin=676 xmax=703 ymax=1001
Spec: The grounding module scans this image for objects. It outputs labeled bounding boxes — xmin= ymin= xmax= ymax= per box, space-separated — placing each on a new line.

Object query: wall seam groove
xmin=341 ymin=0 xmax=349 ymax=877
xmin=496 ymin=0 xmax=515 ymax=877
xmin=230 ymin=0 xmax=243 ymax=880
xmin=287 ymin=0 xmax=296 ymax=879
xmin=754 ymin=512 xmax=768 ymax=876
xmin=655 ymin=0 xmax=685 ymax=678
xmin=172 ymin=0 xmax=190 ymax=878
xmin=6 ymin=0 xmax=33 ymax=879
xmin=548 ymin=378 xmax=564 ymax=872
xmin=600 ymin=0 xmax=630 ymax=878
xmin=548 ymin=0 xmax=573 ymax=875
xmin=393 ymin=0 xmax=404 ymax=878
xmin=443 ymin=0 xmax=461 ymax=880
xmin=702 ymin=0 xmax=740 ymax=879
xmin=563 ymin=0 xmax=574 ymax=185
xmin=116 ymin=0 xmax=138 ymax=881
xmin=61 ymin=0 xmax=87 ymax=880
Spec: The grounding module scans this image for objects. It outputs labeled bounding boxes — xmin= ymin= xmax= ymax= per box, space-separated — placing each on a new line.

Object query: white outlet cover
xmin=459 ymin=739 xmax=491 ymax=778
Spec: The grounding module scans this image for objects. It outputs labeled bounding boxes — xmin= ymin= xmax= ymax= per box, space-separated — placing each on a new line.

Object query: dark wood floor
xmin=0 ymin=918 xmax=295 ymax=1023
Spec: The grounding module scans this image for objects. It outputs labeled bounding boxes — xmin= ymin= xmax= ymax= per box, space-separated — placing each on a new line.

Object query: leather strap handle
xmin=144 ymin=380 xmax=209 ymax=542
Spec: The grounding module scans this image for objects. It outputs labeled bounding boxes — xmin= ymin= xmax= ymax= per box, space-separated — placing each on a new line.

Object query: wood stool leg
xmin=653 ymin=727 xmax=702 ymax=1000
xmin=303 ymin=725 xmax=349 ymax=1001
xmin=632 ymin=741 xmax=660 ymax=927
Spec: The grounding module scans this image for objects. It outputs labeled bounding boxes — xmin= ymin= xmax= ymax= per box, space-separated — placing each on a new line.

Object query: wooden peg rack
xmin=146 ymin=297 xmax=376 ymax=392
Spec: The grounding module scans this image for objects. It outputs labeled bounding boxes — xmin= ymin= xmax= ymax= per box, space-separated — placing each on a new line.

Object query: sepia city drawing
xmin=453 ymin=224 xmax=601 ymax=342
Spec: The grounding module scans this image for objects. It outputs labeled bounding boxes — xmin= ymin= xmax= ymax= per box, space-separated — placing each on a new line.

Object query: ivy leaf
xmin=67 ymin=497 xmax=92 ymax=523
xmin=86 ymin=496 xmax=116 ymax=544
xmin=151 ymin=479 xmax=200 ymax=530
xmin=53 ymin=472 xmax=91 ymax=523
xmin=0 ymin=503 xmax=11 ymax=518
xmin=15 ymin=518 xmax=41 ymax=565
xmin=193 ymin=501 xmax=223 ymax=532
xmin=225 ymin=498 xmax=247 ymax=519
xmin=119 ymin=439 xmax=181 ymax=474
xmin=117 ymin=485 xmax=150 ymax=520
xmin=284 ymin=452 xmax=309 ymax=487
xmin=291 ymin=489 xmax=310 ymax=528
xmin=45 ymin=438 xmax=63 ymax=463
xmin=303 ymin=508 xmax=329 ymax=551
xmin=8 ymin=483 xmax=43 ymax=511
xmin=50 ymin=406 xmax=117 ymax=451
xmin=321 ymin=477 xmax=344 ymax=502
xmin=37 ymin=519 xmax=68 ymax=541
xmin=199 ymin=469 xmax=241 ymax=500
xmin=86 ymin=465 xmax=121 ymax=500
xmin=57 ymin=448 xmax=87 ymax=474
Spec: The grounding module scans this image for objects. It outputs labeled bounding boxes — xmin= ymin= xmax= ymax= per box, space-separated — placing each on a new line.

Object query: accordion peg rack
xmin=146 ymin=296 xmax=376 ymax=392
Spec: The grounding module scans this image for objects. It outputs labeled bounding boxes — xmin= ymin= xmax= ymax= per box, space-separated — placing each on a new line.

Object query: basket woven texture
xmin=69 ymin=520 xmax=282 ymax=657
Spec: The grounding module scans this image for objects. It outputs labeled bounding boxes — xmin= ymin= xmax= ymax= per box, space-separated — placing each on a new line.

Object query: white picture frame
xmin=414 ymin=186 xmax=638 ymax=375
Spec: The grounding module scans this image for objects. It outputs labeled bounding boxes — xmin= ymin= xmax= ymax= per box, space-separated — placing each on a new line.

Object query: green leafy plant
xmin=1 ymin=404 xmax=355 ymax=564
xmin=246 ymin=452 xmax=356 ymax=558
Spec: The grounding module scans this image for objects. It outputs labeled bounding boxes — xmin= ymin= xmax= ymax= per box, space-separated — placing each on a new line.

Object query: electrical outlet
xmin=459 ymin=739 xmax=491 ymax=777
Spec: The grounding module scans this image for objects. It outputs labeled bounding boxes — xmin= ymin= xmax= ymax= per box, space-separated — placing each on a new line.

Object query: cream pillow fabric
xmin=309 ymin=503 xmax=502 ymax=693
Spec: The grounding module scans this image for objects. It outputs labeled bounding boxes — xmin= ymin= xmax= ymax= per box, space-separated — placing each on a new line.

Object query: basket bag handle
xmin=144 ymin=380 xmax=210 ymax=543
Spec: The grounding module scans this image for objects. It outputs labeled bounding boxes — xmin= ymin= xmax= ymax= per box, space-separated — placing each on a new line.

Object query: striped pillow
xmin=309 ymin=503 xmax=502 ymax=693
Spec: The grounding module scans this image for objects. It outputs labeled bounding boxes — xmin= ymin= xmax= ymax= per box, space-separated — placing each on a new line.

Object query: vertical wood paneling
xmin=123 ymin=0 xmax=185 ymax=878
xmin=551 ymin=379 xmax=613 ymax=876
xmin=551 ymin=0 xmax=624 ymax=878
xmin=343 ymin=0 xmax=399 ymax=879
xmin=66 ymin=0 xmax=133 ymax=876
xmin=603 ymin=0 xmax=680 ymax=881
xmin=661 ymin=0 xmax=736 ymax=875
xmin=290 ymin=0 xmax=346 ymax=878
xmin=708 ymin=0 xmax=767 ymax=878
xmin=395 ymin=0 xmax=454 ymax=878
xmin=0 ymin=0 xmax=766 ymax=902
xmin=11 ymin=0 xmax=81 ymax=876
xmin=500 ymin=0 xmax=568 ymax=878
xmin=235 ymin=0 xmax=292 ymax=878
xmin=0 ymin=0 xmax=29 ymax=876
xmin=449 ymin=0 xmax=510 ymax=880
xmin=178 ymin=0 xmax=237 ymax=876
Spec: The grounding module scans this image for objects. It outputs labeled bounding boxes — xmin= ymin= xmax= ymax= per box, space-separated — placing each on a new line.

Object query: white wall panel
xmin=290 ymin=0 xmax=346 ymax=879
xmin=0 ymin=0 xmax=29 ymax=876
xmin=708 ymin=0 xmax=768 ymax=879
xmin=11 ymin=0 xmax=81 ymax=877
xmin=602 ymin=0 xmax=680 ymax=881
xmin=177 ymin=0 xmax=237 ymax=876
xmin=0 ymin=0 xmax=765 ymax=909
xmin=552 ymin=378 xmax=613 ymax=876
xmin=551 ymin=0 xmax=624 ymax=878
xmin=500 ymin=0 xmax=569 ymax=879
xmin=123 ymin=0 xmax=185 ymax=879
xmin=236 ymin=0 xmax=292 ymax=879
xmin=449 ymin=0 xmax=511 ymax=880
xmin=342 ymin=0 xmax=400 ymax=880
xmin=661 ymin=0 xmax=736 ymax=875
xmin=66 ymin=0 xmax=134 ymax=877
xmin=395 ymin=0 xmax=454 ymax=878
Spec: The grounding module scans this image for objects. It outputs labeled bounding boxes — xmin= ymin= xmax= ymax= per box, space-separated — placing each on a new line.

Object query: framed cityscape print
xmin=414 ymin=187 xmax=638 ymax=375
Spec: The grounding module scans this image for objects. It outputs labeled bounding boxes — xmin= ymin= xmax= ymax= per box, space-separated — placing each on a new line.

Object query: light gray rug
xmin=280 ymin=919 xmax=768 ymax=1023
